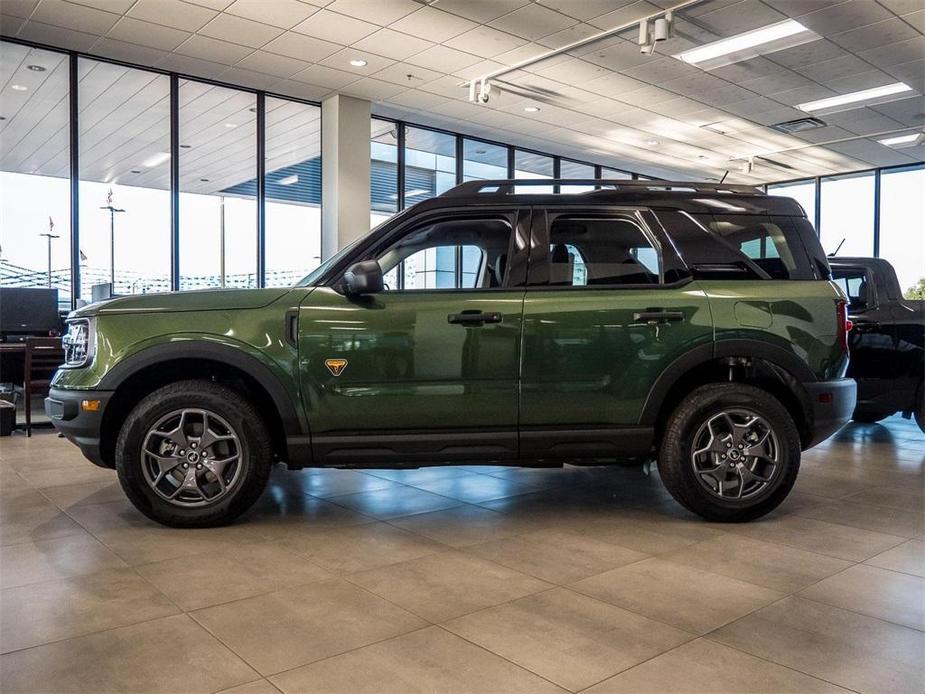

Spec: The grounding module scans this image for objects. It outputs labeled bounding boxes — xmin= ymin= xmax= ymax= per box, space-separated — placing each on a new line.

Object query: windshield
xmin=296 ymin=237 xmax=364 ymax=287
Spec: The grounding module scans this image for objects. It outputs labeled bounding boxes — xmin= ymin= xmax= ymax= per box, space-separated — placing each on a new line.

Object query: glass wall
xmin=768 ymin=179 xmax=817 ymax=227
xmin=560 ymin=160 xmax=595 ymax=193
xmin=819 ymin=172 xmax=875 ymax=257
xmin=264 ymin=97 xmax=322 ymax=288
xmin=0 ymin=44 xmax=72 ymax=309
xmin=404 ymin=127 xmax=455 ymax=206
xmin=178 ymin=80 xmax=257 ymax=290
xmin=879 ymin=165 xmax=924 ymax=295
xmin=78 ymin=59 xmax=170 ymax=297
xmin=462 ymin=139 xmax=507 ymax=181
xmin=601 ymin=166 xmax=633 ymax=180
xmin=514 ymin=150 xmax=554 ymax=193
xmin=370 ymin=118 xmax=398 ymax=229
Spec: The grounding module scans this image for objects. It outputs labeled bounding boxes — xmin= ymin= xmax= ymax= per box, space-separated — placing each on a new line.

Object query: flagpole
xmin=100 ymin=188 xmax=125 ymax=291
xmin=39 ymin=232 xmax=60 ymax=288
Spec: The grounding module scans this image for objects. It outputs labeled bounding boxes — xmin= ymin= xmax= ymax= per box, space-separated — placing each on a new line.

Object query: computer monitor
xmin=0 ymin=288 xmax=61 ymax=337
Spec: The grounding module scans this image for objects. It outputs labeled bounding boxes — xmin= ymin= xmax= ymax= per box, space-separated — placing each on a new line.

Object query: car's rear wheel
xmin=658 ymin=383 xmax=800 ymax=522
xmin=115 ymin=380 xmax=272 ymax=527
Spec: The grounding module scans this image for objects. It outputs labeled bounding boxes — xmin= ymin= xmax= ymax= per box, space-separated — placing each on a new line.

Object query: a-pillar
xmin=321 ymin=94 xmax=371 ymax=259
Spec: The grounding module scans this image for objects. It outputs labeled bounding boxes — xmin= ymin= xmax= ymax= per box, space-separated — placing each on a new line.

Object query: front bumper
xmin=44 ymin=388 xmax=113 ymax=468
xmin=804 ymin=378 xmax=857 ymax=448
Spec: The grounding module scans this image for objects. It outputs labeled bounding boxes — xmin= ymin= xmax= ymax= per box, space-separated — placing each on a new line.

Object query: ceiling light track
xmin=464 ymin=0 xmax=705 ymax=104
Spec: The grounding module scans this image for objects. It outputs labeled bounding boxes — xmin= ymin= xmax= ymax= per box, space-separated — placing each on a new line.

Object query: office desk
xmin=0 ymin=340 xmax=64 ymax=435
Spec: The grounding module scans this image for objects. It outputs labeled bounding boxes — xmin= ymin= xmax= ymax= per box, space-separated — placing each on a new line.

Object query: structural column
xmin=321 ymin=94 xmax=371 ymax=259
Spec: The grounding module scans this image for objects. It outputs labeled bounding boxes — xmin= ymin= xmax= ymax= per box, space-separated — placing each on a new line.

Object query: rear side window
xmin=832 ymin=266 xmax=872 ymax=310
xmin=659 ymin=211 xmax=820 ymax=280
xmin=547 ymin=215 xmax=660 ymax=286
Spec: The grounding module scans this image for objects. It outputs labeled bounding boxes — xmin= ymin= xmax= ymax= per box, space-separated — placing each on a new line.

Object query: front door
xmin=519 ymin=206 xmax=713 ymax=458
xmin=299 ymin=208 xmax=529 ymax=465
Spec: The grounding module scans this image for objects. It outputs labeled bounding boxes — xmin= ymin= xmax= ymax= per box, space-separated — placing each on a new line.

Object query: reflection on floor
xmin=1 ymin=417 xmax=923 ymax=693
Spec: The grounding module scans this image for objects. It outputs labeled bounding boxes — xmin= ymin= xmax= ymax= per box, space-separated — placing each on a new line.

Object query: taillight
xmin=836 ymin=299 xmax=851 ymax=352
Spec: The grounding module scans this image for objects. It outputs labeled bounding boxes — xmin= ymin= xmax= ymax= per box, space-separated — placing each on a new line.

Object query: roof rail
xmin=441 ymin=179 xmax=763 ymax=197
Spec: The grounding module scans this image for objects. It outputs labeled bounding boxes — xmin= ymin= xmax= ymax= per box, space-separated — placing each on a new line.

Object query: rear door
xmin=519 ymin=206 xmax=713 ymax=458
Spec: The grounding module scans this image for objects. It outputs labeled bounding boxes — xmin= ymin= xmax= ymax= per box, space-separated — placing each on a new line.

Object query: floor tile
xmin=349 ymin=550 xmax=552 ymax=622
xmin=387 ymin=504 xmax=521 ymax=547
xmin=281 ymin=522 xmax=447 ymax=574
xmin=39 ymin=479 xmax=127 ymax=508
xmin=409 ymin=472 xmax=543 ymax=504
xmin=733 ymin=513 xmax=906 ymax=562
xmin=865 ymin=539 xmax=925 ymax=577
xmin=711 ymin=596 xmax=925 ymax=694
xmin=271 ymin=626 xmax=564 ymax=693
xmin=798 ymin=563 xmax=925 ymax=630
xmin=444 ymin=588 xmax=692 ymax=691
xmin=216 ymin=680 xmax=281 ymax=694
xmin=325 ymin=486 xmax=461 ymax=519
xmin=0 ymin=533 xmax=128 ymax=588
xmin=16 ymin=464 xmax=117 ymax=489
xmin=0 ymin=614 xmax=257 ymax=693
xmin=662 ymin=534 xmax=852 ymax=592
xmin=0 ymin=506 xmax=87 ymax=547
xmin=191 ymin=579 xmax=426 ymax=675
xmin=584 ymin=638 xmax=850 ymax=693
xmin=297 ymin=468 xmax=402 ymax=498
xmin=136 ymin=541 xmax=334 ymax=610
xmin=571 ymin=557 xmax=783 ymax=634
xmin=0 ymin=568 xmax=178 ymax=653
xmin=466 ymin=528 xmax=648 ymax=584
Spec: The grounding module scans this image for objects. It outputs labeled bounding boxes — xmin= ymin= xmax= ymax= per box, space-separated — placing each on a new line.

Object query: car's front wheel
xmin=115 ymin=380 xmax=272 ymax=527
xmin=658 ymin=383 xmax=800 ymax=522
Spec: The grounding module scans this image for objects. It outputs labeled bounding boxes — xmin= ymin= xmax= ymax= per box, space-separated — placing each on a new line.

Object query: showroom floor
xmin=1 ymin=418 xmax=922 ymax=694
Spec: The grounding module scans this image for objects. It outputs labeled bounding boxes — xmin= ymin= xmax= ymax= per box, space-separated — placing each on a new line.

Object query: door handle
xmin=448 ymin=310 xmax=503 ymax=326
xmin=284 ymin=310 xmax=298 ymax=346
xmin=633 ymin=310 xmax=685 ymax=323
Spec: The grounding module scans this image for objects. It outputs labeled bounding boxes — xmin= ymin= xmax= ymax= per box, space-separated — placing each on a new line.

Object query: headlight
xmin=62 ymin=319 xmax=95 ymax=368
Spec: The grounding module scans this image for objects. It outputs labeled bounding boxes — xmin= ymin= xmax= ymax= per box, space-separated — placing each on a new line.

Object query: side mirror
xmin=343 ymin=260 xmax=384 ymax=296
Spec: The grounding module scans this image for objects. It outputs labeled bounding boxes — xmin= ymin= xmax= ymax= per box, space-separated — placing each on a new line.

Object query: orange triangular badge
xmin=324 ymin=358 xmax=348 ymax=376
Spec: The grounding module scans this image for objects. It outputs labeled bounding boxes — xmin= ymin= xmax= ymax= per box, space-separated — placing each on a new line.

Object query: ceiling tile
xmin=882 ymin=58 xmax=925 ymax=93
xmin=827 ymin=70 xmax=900 ymax=94
xmin=323 ymin=0 xmax=419 ymax=26
xmin=318 ymin=47 xmax=394 ymax=74
xmin=444 ymin=25 xmax=529 ymax=58
xmin=394 ymin=7 xmax=478 ymax=43
xmin=32 ymin=0 xmax=120 ymax=34
xmin=16 ymin=18 xmax=99 ymax=50
xmin=695 ymin=0 xmax=787 ymax=35
xmin=419 ymin=74 xmax=469 ymax=99
xmin=372 ymin=61 xmax=441 ymax=87
xmin=0 ymin=15 xmax=26 ymax=33
xmin=351 ymin=28 xmax=433 ymax=61
xmin=127 ymin=0 xmax=217 ymax=32
xmin=291 ymin=63 xmax=358 ymax=89
xmin=224 ymin=0 xmax=317 ymax=29
xmin=587 ymin=1 xmax=661 ymax=30
xmin=182 ymin=0 xmax=233 ymax=9
xmin=859 ymin=36 xmax=925 ymax=68
xmin=871 ymin=95 xmax=925 ymax=128
xmin=341 ymin=76 xmax=405 ymax=100
xmin=536 ymin=0 xmax=630 ymax=22
xmin=155 ymin=52 xmax=228 ymax=79
xmin=198 ymin=13 xmax=283 ymax=49
xmin=175 ymin=33 xmax=252 ymax=64
xmin=536 ymin=22 xmax=602 ymax=50
xmin=107 ymin=16 xmax=191 ymax=50
xmin=218 ymin=64 xmax=275 ymax=88
xmin=436 ymin=0 xmax=530 ymax=24
xmin=489 ymin=3 xmax=577 ymax=41
xmin=267 ymin=77 xmax=331 ymax=101
xmin=534 ymin=57 xmax=610 ymax=84
xmin=235 ymin=49 xmax=309 ymax=77
xmin=1 ymin=0 xmax=39 ymax=19
xmin=263 ymin=31 xmax=342 ymax=62
xmin=387 ymin=88 xmax=450 ymax=110
xmin=761 ymin=0 xmax=850 ymax=18
xmin=798 ymin=0 xmax=894 ymax=34
xmin=91 ymin=36 xmax=170 ymax=65
xmin=830 ymin=17 xmax=921 ymax=53
xmin=765 ymin=38 xmax=848 ymax=69
xmin=292 ymin=8 xmax=377 ymax=43
xmin=405 ymin=44 xmax=480 ymax=74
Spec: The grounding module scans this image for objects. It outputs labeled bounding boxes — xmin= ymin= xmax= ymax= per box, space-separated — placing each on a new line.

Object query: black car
xmin=830 ymin=257 xmax=924 ymax=431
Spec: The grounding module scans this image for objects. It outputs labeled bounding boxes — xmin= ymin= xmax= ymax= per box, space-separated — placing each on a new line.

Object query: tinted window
xmin=546 ymin=216 xmax=660 ymax=286
xmin=704 ymin=215 xmax=799 ymax=279
xmin=377 ymin=217 xmax=513 ymax=290
xmin=832 ymin=267 xmax=871 ymax=309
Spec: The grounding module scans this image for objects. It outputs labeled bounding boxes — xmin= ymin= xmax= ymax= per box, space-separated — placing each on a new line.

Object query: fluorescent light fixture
xmin=676 ymin=19 xmax=809 ymax=65
xmin=350 ymin=58 xmax=368 ymax=67
xmin=878 ymin=133 xmax=921 ymax=147
xmin=799 ymin=82 xmax=913 ymax=113
xmin=142 ymin=151 xmax=170 ymax=168
xmin=523 ymin=106 xmax=540 ymax=113
xmin=224 ymin=122 xmax=237 ymax=128
xmin=10 ymin=84 xmax=27 ymax=91
xmin=279 ymin=174 xmax=299 ymax=186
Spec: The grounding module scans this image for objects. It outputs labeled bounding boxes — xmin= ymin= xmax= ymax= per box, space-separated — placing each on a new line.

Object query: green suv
xmin=46 ymin=180 xmax=855 ymax=527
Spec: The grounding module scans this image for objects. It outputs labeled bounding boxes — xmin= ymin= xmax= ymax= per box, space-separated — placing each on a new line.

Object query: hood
xmin=70 ymin=288 xmax=293 ymax=318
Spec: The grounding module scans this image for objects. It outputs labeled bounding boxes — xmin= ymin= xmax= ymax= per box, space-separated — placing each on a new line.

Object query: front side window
xmin=376 ymin=217 xmax=514 ymax=291
xmin=547 ymin=216 xmax=660 ymax=286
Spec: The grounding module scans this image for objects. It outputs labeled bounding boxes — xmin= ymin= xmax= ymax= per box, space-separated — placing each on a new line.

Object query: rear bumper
xmin=44 ymin=388 xmax=113 ymax=468
xmin=804 ymin=378 xmax=856 ymax=448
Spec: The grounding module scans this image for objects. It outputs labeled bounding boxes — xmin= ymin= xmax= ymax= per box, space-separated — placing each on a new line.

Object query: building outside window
xmin=404 ymin=126 xmax=455 ymax=207
xmin=819 ymin=171 xmax=875 ymax=257
xmin=462 ymin=139 xmax=506 ymax=181
xmin=768 ymin=179 xmax=817 ymax=228
xmin=879 ymin=165 xmax=925 ymax=295
xmin=370 ymin=118 xmax=398 ymax=229
xmin=514 ymin=150 xmax=554 ymax=193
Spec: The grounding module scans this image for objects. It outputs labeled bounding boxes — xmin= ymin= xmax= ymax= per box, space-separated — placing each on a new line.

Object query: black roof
xmin=411 ymin=179 xmax=808 ymax=217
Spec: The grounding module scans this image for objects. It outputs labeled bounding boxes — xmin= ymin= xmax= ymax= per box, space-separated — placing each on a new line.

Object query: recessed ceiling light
xmin=676 ymin=19 xmax=810 ymax=66
xmin=224 ymin=122 xmax=237 ymax=128
xmin=10 ymin=84 xmax=27 ymax=91
xmin=142 ymin=152 xmax=170 ymax=168
xmin=646 ymin=139 xmax=659 ymax=145
xmin=350 ymin=58 xmax=368 ymax=67
xmin=523 ymin=106 xmax=540 ymax=113
xmin=279 ymin=174 xmax=299 ymax=186
xmin=878 ymin=132 xmax=921 ymax=147
xmin=799 ymin=82 xmax=914 ymax=113
xmin=26 ymin=65 xmax=46 ymax=72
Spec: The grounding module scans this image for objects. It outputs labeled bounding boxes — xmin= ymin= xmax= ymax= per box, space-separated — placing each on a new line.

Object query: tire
xmin=115 ymin=379 xmax=272 ymax=528
xmin=657 ymin=383 xmax=801 ymax=523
